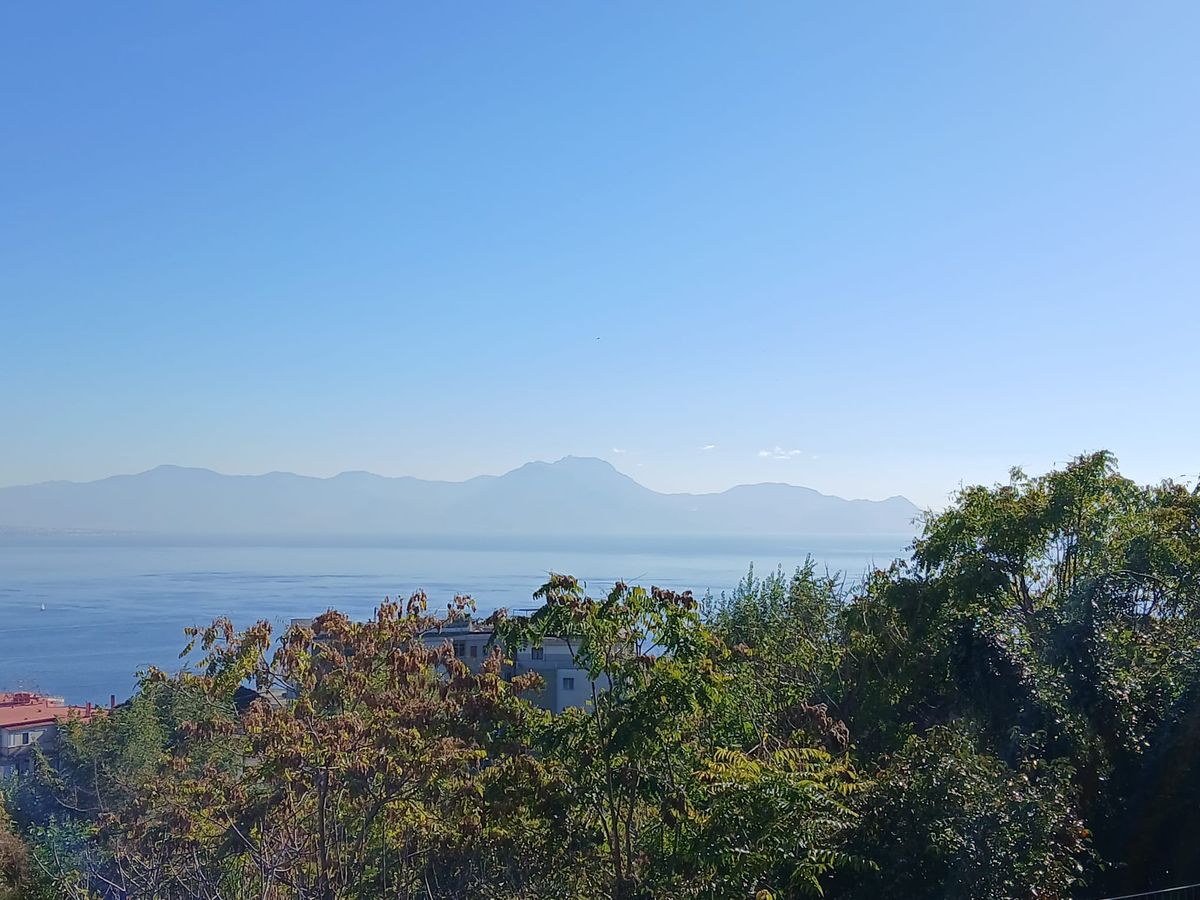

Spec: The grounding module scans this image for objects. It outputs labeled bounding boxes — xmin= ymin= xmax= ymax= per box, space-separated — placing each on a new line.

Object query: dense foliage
xmin=2 ymin=452 xmax=1198 ymax=898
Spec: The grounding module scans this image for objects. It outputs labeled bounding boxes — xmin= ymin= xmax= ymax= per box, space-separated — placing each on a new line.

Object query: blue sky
xmin=2 ymin=2 xmax=1198 ymax=507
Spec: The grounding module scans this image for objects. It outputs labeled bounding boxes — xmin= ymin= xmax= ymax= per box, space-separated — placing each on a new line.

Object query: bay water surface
xmin=0 ymin=533 xmax=912 ymax=704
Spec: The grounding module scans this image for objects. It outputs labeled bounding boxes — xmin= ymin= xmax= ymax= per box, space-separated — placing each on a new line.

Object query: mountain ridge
xmin=0 ymin=458 xmax=921 ymax=536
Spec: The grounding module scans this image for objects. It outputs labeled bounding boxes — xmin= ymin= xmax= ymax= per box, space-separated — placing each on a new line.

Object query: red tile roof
xmin=0 ymin=692 xmax=94 ymax=729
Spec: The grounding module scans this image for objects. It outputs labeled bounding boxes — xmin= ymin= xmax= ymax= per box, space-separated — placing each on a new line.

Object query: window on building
xmin=21 ymin=732 xmax=30 ymax=746
xmin=454 ymin=641 xmax=466 ymax=656
xmin=532 ymin=646 xmax=544 ymax=660
xmin=469 ymin=643 xmax=478 ymax=658
xmin=562 ymin=676 xmax=575 ymax=690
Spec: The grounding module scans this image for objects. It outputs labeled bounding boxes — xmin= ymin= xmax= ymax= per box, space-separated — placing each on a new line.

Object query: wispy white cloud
xmin=700 ymin=444 xmax=716 ymax=451
xmin=611 ymin=447 xmax=627 ymax=454
xmin=758 ymin=446 xmax=804 ymax=460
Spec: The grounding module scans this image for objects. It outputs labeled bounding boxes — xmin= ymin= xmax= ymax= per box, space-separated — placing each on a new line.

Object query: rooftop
xmin=0 ymin=692 xmax=96 ymax=729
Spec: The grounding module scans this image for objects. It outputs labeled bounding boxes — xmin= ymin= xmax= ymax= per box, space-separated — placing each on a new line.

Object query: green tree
xmin=706 ymin=562 xmax=848 ymax=749
xmin=495 ymin=575 xmax=863 ymax=899
xmin=835 ymin=452 xmax=1200 ymax=893
xmin=836 ymin=725 xmax=1088 ymax=900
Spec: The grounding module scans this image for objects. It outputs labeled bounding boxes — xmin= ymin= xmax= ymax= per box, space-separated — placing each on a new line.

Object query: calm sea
xmin=0 ymin=533 xmax=912 ymax=704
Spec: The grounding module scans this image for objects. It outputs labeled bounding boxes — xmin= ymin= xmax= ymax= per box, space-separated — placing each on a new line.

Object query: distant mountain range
xmin=0 ymin=457 xmax=921 ymax=537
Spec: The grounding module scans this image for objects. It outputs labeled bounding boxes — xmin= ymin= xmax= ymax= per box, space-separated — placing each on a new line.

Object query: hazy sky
xmin=3 ymin=3 xmax=1198 ymax=507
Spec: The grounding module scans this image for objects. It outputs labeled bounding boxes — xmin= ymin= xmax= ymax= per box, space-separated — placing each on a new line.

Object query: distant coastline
xmin=0 ymin=457 xmax=921 ymax=538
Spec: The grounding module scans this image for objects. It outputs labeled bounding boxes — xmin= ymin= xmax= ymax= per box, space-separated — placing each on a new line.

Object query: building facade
xmin=289 ymin=616 xmax=604 ymax=716
xmin=426 ymin=620 xmax=601 ymax=715
xmin=0 ymin=692 xmax=96 ymax=778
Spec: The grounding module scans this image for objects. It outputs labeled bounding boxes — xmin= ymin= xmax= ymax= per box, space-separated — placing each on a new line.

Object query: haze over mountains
xmin=0 ymin=457 xmax=920 ymax=537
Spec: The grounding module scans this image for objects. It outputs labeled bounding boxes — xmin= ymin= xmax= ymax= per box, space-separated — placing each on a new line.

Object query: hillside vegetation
xmin=4 ymin=452 xmax=1199 ymax=899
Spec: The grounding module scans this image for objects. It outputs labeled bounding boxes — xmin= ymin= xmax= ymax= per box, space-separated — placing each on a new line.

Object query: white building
xmin=288 ymin=616 xmax=604 ymax=715
xmin=426 ymin=620 xmax=601 ymax=715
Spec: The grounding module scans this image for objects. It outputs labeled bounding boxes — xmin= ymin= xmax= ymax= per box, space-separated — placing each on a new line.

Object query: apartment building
xmin=426 ymin=620 xmax=601 ymax=715
xmin=288 ymin=616 xmax=603 ymax=715
xmin=0 ymin=692 xmax=96 ymax=777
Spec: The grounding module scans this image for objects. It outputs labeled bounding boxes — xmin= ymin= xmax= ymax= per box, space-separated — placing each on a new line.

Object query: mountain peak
xmin=551 ymin=455 xmax=619 ymax=471
xmin=503 ymin=456 xmax=622 ymax=477
xmin=136 ymin=464 xmax=220 ymax=478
